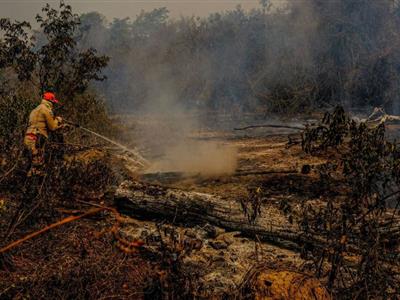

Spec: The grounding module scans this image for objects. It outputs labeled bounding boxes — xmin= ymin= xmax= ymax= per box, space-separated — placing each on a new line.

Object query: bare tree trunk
xmin=114 ymin=181 xmax=324 ymax=251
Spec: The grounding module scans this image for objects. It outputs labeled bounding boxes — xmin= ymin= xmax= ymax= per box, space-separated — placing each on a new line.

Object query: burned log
xmin=234 ymin=124 xmax=304 ymax=131
xmin=114 ymin=181 xmax=324 ymax=251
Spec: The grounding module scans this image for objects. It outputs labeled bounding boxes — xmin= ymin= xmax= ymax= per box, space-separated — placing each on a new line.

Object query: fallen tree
xmin=234 ymin=124 xmax=304 ymax=131
xmin=115 ymin=181 xmax=400 ymax=258
xmin=115 ymin=181 xmax=326 ymax=251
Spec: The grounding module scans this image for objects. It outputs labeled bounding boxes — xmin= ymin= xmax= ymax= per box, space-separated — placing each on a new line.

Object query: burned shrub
xmin=144 ymin=224 xmax=202 ymax=299
xmin=302 ymin=106 xmax=351 ymax=154
xmin=0 ymin=221 xmax=155 ymax=299
xmin=300 ymin=111 xmax=400 ymax=298
xmin=240 ymin=186 xmax=264 ymax=225
xmin=55 ymin=149 xmax=116 ymax=199
xmin=0 ymin=93 xmax=37 ymax=181
xmin=0 ymin=94 xmax=35 ymax=149
xmin=62 ymin=92 xmax=117 ymax=140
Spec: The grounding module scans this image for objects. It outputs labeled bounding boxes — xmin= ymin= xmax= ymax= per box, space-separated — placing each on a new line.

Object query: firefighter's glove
xmin=56 ymin=116 xmax=63 ymax=125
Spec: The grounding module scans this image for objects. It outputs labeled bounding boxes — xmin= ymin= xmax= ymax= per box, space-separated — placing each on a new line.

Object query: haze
xmin=0 ymin=0 xmax=263 ymax=23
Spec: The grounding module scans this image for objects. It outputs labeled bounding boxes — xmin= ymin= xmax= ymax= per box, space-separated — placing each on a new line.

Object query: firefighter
xmin=24 ymin=92 xmax=63 ymax=176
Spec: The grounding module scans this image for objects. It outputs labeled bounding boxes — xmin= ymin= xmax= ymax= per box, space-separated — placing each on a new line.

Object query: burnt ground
xmin=118 ymin=125 xmax=334 ymax=297
xmin=1 ymin=118 xmax=398 ymax=299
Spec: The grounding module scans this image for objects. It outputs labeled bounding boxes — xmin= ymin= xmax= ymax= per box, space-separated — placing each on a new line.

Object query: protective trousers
xmin=24 ymin=133 xmax=47 ymax=176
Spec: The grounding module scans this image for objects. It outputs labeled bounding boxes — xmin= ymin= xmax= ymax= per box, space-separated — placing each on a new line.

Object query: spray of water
xmin=78 ymin=126 xmax=149 ymax=167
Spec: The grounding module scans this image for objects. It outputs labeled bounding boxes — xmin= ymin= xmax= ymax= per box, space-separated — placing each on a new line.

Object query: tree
xmin=79 ymin=12 xmax=109 ymax=52
xmin=0 ymin=1 xmax=109 ymax=100
xmin=0 ymin=19 xmax=36 ymax=81
xmin=35 ymin=2 xmax=109 ymax=99
xmin=259 ymin=0 xmax=271 ymax=14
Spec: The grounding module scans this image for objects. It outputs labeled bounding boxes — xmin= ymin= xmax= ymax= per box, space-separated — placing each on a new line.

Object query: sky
xmin=0 ymin=0 xmax=266 ymax=24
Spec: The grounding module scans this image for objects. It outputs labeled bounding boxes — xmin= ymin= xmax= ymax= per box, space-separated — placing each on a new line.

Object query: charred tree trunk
xmin=115 ymin=181 xmax=400 ymax=268
xmin=114 ymin=181 xmax=323 ymax=251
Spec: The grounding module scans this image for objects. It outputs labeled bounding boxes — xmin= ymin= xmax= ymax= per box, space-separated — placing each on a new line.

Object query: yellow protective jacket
xmin=25 ymin=100 xmax=61 ymax=138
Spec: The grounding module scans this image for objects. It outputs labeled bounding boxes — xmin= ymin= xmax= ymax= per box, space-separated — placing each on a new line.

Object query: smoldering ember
xmin=0 ymin=1 xmax=399 ymax=299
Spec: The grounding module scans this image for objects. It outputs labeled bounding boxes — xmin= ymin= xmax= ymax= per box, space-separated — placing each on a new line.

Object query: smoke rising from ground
xmin=147 ymin=141 xmax=237 ymax=175
xmin=130 ymin=76 xmax=238 ymax=175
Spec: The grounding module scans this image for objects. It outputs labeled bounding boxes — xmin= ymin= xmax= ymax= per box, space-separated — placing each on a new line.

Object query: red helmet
xmin=43 ymin=92 xmax=59 ymax=104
